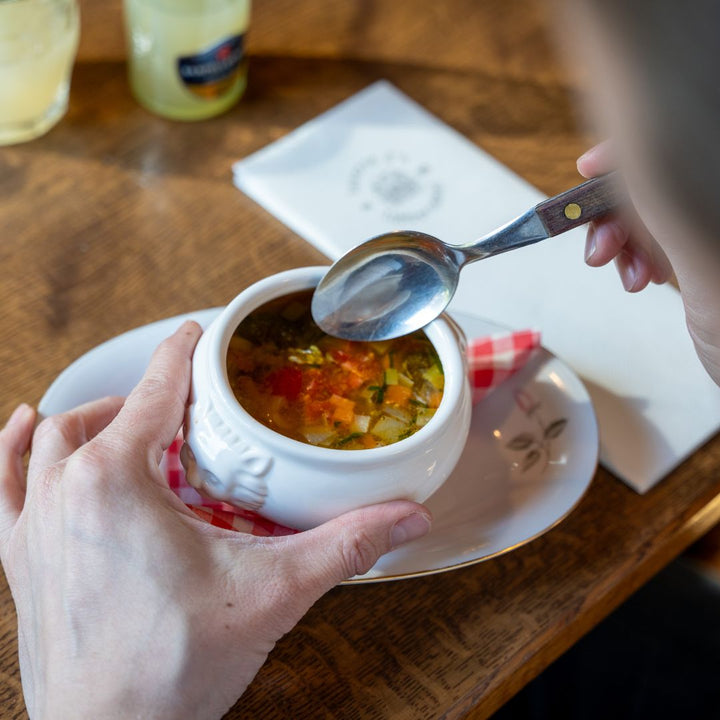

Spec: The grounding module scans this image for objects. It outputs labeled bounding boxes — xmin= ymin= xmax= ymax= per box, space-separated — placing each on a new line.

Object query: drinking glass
xmin=0 ymin=0 xmax=80 ymax=145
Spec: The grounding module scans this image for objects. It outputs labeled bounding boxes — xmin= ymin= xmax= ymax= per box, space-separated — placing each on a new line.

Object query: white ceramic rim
xmin=204 ymin=266 xmax=467 ymax=466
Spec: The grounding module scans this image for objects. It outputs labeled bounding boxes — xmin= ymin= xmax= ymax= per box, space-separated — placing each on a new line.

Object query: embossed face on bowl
xmin=225 ymin=289 xmax=444 ymax=451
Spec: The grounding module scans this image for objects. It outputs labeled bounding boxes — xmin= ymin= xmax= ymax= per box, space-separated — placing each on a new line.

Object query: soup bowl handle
xmin=182 ymin=395 xmax=273 ymax=511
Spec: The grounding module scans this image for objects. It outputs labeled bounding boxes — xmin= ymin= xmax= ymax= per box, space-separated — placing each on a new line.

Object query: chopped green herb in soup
xmin=226 ymin=290 xmax=444 ymax=450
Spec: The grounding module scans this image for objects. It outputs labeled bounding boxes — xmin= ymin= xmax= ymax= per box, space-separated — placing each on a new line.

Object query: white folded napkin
xmin=232 ymin=80 xmax=720 ymax=493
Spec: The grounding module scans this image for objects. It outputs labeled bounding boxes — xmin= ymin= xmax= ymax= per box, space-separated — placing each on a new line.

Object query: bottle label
xmin=177 ymin=34 xmax=245 ymax=100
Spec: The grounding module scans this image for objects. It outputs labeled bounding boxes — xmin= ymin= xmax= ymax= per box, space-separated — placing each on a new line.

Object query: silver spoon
xmin=311 ymin=172 xmax=621 ymax=341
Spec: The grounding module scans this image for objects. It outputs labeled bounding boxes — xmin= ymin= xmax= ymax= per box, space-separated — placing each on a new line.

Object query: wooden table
xmin=2 ymin=2 xmax=720 ymax=718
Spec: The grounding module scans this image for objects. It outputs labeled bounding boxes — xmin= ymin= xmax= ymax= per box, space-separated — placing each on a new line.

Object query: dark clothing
xmin=494 ymin=559 xmax=720 ymax=720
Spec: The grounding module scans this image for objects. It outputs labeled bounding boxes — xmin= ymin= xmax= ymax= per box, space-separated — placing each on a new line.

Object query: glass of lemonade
xmin=0 ymin=0 xmax=80 ymax=146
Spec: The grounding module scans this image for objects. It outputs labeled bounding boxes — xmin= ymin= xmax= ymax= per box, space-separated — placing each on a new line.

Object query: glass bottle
xmin=123 ymin=0 xmax=251 ymax=121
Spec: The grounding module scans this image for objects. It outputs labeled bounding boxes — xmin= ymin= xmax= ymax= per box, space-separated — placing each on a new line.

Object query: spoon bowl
xmin=311 ymin=231 xmax=462 ymax=341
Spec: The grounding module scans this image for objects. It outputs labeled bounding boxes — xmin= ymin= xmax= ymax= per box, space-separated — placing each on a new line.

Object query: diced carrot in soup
xmin=329 ymin=394 xmax=355 ymax=425
xmin=428 ymin=391 xmax=443 ymax=409
xmin=226 ymin=290 xmax=444 ymax=449
xmin=384 ymin=384 xmax=413 ymax=407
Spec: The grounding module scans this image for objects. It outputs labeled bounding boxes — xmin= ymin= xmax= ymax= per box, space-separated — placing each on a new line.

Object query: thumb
xmin=0 ymin=404 xmax=36 ymax=561
xmin=577 ymin=139 xmax=614 ymax=179
xmin=285 ymin=500 xmax=431 ymax=593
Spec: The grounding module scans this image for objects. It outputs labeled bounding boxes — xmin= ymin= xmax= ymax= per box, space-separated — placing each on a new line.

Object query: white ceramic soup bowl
xmin=182 ymin=266 xmax=472 ymax=530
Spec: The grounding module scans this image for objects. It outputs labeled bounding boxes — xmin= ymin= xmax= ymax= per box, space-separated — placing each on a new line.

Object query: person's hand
xmin=577 ymin=141 xmax=720 ymax=384
xmin=577 ymin=140 xmax=674 ymax=292
xmin=0 ymin=321 xmax=432 ymax=720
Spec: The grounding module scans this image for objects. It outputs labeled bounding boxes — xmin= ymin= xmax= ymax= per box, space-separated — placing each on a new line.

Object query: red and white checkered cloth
xmin=468 ymin=329 xmax=541 ymax=404
xmin=167 ymin=329 xmax=540 ymax=535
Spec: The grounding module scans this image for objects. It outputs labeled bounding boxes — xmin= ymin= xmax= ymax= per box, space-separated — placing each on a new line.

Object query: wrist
xmin=684 ymin=300 xmax=720 ymax=386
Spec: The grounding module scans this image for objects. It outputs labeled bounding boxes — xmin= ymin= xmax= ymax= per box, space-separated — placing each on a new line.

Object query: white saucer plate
xmin=39 ymin=310 xmax=598 ymax=583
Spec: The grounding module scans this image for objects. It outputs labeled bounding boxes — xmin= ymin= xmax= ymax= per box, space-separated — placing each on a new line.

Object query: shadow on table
xmin=13 ymin=55 xmax=578 ymax=186
xmin=580 ymin=377 xmax=676 ymax=492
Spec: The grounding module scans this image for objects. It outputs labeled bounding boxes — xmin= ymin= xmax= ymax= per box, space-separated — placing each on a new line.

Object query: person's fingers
xmin=104 ymin=321 xmax=202 ymax=464
xmin=272 ymin=501 xmax=431 ymax=605
xmin=615 ymin=243 xmax=654 ymax=293
xmin=0 ymin=404 xmax=36 ymax=557
xmin=578 ymin=140 xmax=675 ymax=290
xmin=576 ymin=140 xmax=614 ymax=178
xmin=647 ymin=238 xmax=674 ymax=285
xmin=615 ymin=228 xmax=675 ymax=292
xmin=27 ymin=396 xmax=125 ymax=481
xmin=584 ymin=218 xmax=630 ymax=267
xmin=585 ymin=216 xmax=674 ymax=289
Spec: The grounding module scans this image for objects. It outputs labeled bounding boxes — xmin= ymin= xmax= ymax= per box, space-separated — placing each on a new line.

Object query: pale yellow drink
xmin=124 ymin=0 xmax=251 ymax=121
xmin=0 ymin=0 xmax=79 ymax=145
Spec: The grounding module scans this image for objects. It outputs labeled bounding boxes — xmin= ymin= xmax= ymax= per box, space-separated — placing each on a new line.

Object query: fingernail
xmin=584 ymin=227 xmax=597 ymax=263
xmin=177 ymin=320 xmax=202 ymax=337
xmin=619 ymin=255 xmax=638 ymax=292
xmin=577 ymin=147 xmax=595 ymax=165
xmin=6 ymin=403 xmax=33 ymax=429
xmin=390 ymin=512 xmax=431 ymax=549
xmin=651 ymin=269 xmax=671 ymax=285
xmin=579 ymin=139 xmax=611 ymax=163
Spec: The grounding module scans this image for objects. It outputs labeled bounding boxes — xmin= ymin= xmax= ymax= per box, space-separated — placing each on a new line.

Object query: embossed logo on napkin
xmin=348 ymin=151 xmax=443 ymax=222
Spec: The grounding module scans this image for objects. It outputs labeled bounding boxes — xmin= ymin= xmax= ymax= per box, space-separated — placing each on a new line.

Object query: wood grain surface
xmin=1 ymin=2 xmax=719 ymax=719
xmin=76 ymin=0 xmax=566 ymax=79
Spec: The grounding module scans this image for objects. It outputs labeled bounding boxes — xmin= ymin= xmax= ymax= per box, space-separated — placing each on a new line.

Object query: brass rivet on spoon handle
xmin=564 ymin=203 xmax=582 ymax=220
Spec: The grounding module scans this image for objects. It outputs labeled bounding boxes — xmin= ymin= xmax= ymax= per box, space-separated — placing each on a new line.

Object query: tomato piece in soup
xmin=267 ymin=366 xmax=302 ymax=401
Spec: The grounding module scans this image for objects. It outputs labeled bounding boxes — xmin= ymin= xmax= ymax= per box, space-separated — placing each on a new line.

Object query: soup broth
xmin=226 ymin=290 xmax=444 ymax=450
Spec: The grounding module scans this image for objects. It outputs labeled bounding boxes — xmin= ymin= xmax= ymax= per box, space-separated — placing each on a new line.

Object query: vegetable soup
xmin=226 ymin=290 xmax=444 ymax=449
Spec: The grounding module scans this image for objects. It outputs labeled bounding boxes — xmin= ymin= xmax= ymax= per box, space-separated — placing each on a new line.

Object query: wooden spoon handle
xmin=535 ymin=172 xmax=621 ymax=236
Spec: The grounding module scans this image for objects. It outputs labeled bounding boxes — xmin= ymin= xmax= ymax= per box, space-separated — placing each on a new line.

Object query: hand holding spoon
xmin=311 ymin=172 xmax=621 ymax=341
